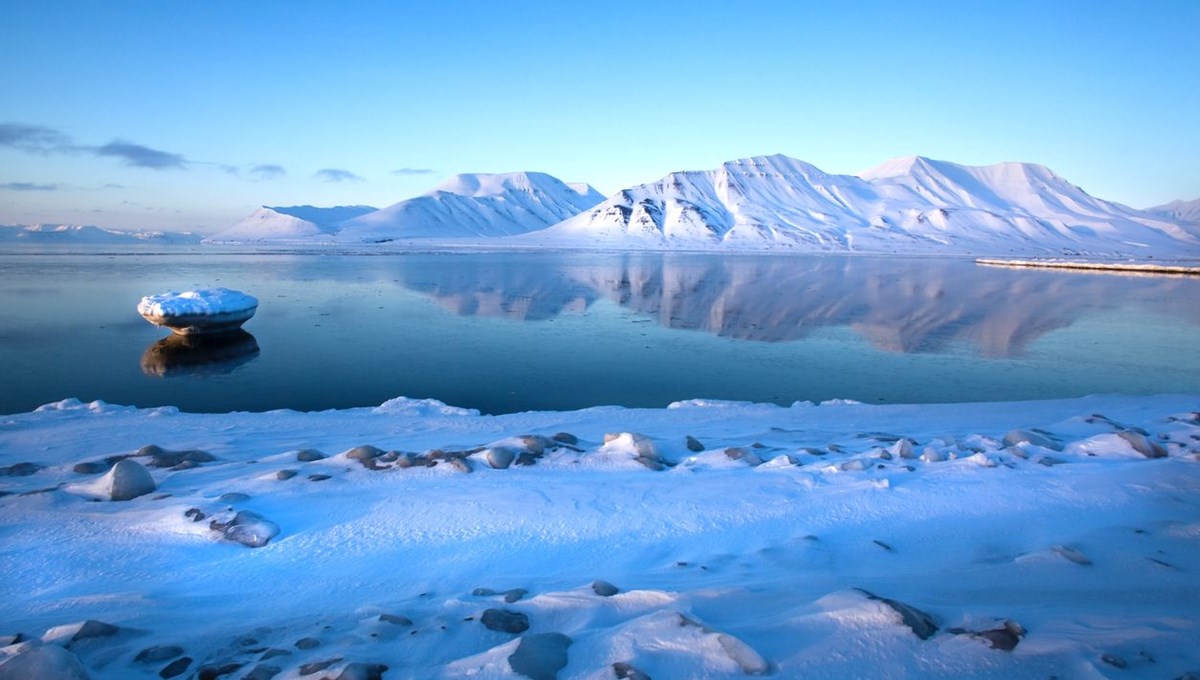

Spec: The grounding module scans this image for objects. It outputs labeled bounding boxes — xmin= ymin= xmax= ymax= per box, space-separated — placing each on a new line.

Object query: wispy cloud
xmin=391 ymin=167 xmax=436 ymax=176
xmin=315 ymin=168 xmax=363 ymax=183
xmin=0 ymin=123 xmax=71 ymax=153
xmin=94 ymin=141 xmax=187 ymax=170
xmin=249 ymin=164 xmax=286 ymax=180
xmin=1 ymin=181 xmax=60 ymax=191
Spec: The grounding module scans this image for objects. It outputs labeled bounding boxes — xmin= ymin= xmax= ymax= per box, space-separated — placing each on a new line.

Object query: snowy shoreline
xmin=2 ymin=393 xmax=1198 ymax=679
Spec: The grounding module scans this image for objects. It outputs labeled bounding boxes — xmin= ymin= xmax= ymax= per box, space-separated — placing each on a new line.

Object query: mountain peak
xmin=431 ymin=171 xmax=566 ymax=199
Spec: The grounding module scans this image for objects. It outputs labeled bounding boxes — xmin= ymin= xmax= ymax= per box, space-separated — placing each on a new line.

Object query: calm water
xmin=1 ymin=248 xmax=1198 ymax=415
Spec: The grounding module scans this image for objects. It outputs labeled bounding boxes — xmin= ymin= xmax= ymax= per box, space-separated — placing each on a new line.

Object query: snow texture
xmin=1 ymin=393 xmax=1199 ymax=679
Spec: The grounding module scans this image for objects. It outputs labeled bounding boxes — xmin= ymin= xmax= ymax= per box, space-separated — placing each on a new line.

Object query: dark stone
xmin=1101 ymin=653 xmax=1127 ymax=669
xmin=73 ymin=461 xmax=110 ymax=474
xmin=552 ymin=432 xmax=578 ymax=445
xmin=592 ymin=580 xmax=619 ymax=597
xmin=481 ymin=608 xmax=529 ymax=634
xmin=635 ymin=456 xmax=666 ymax=471
xmin=856 ymin=589 xmax=938 ymax=640
xmin=299 ymin=658 xmax=341 ymax=676
xmin=508 ymin=633 xmax=572 ymax=680
xmin=260 ymin=649 xmax=292 ymax=660
xmin=473 ymin=587 xmax=497 ymax=596
xmin=159 ymin=657 xmax=192 ymax=678
xmin=1118 ymin=430 xmax=1168 ymax=458
xmin=613 ymin=661 xmax=652 ymax=680
xmin=209 ymin=510 xmax=280 ymax=548
xmin=515 ymin=453 xmax=538 ymax=466
xmin=184 ymin=507 xmax=206 ymax=522
xmin=1002 ymin=429 xmax=1062 ymax=451
xmin=243 ymin=665 xmax=282 ymax=680
xmin=135 ymin=645 xmax=184 ymax=663
xmin=219 ymin=492 xmax=250 ymax=503
xmin=977 ymin=620 xmax=1025 ymax=651
xmin=685 ymin=436 xmax=705 ymax=452
xmin=873 ymin=540 xmax=894 ymax=552
xmin=276 ymin=469 xmax=297 ymax=481
xmin=344 ymin=445 xmax=385 ymax=461
xmin=295 ymin=637 xmax=320 ymax=650
xmin=504 ymin=588 xmax=529 ymax=604
xmin=335 ymin=663 xmax=389 ymax=680
xmin=197 ymin=662 xmax=244 ymax=680
xmin=308 ymin=474 xmax=331 ymax=481
xmin=296 ymin=449 xmax=326 ymax=462
xmin=379 ymin=613 xmax=412 ymax=626
xmin=140 ymin=446 xmax=216 ymax=468
xmin=65 ymin=619 xmax=120 ymax=645
xmin=449 ymin=457 xmax=472 ymax=473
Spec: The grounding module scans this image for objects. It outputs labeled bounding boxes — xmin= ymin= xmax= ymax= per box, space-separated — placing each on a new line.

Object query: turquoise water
xmin=0 ymin=249 xmax=1197 ymax=414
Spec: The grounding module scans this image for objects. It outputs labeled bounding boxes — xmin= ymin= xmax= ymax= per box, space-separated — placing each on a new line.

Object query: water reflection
xmin=141 ymin=331 xmax=260 ymax=377
xmin=399 ymin=255 xmax=1199 ymax=357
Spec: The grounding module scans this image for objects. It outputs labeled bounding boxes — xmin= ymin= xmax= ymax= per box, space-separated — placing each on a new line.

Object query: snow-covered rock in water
xmin=203 ymin=205 xmax=375 ymax=243
xmin=335 ymin=172 xmax=604 ymax=242
xmin=138 ymin=288 xmax=258 ymax=336
xmin=519 ymin=154 xmax=1199 ymax=256
xmin=0 ymin=643 xmax=90 ymax=680
xmin=99 ymin=459 xmax=155 ymax=501
xmin=41 ymin=620 xmax=120 ymax=646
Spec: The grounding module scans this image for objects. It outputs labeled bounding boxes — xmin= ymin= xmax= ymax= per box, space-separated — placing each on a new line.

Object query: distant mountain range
xmin=521 ymin=155 xmax=1198 ymax=256
xmin=5 ymin=155 xmax=1198 ymax=256
xmin=203 ymin=172 xmax=604 ymax=244
xmin=1147 ymin=198 xmax=1200 ymax=225
xmin=0 ymin=223 xmax=200 ymax=244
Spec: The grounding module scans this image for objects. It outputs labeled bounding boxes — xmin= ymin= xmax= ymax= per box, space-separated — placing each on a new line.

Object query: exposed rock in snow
xmin=507 ymin=633 xmax=571 ymax=680
xmin=99 ymin=459 xmax=155 ymax=501
xmin=209 ymin=510 xmax=280 ymax=548
xmin=480 ymin=609 xmax=529 ymax=634
xmin=855 ymin=589 xmax=940 ymax=640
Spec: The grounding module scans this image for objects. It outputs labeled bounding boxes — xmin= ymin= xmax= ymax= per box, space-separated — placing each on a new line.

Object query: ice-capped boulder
xmin=138 ymin=288 xmax=258 ymax=336
xmin=100 ymin=460 xmax=155 ymax=501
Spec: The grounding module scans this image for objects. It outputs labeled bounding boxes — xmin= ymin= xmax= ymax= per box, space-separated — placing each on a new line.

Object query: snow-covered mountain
xmin=204 ymin=205 xmax=376 ymax=243
xmin=521 ymin=155 xmax=1199 ymax=256
xmin=1147 ymin=197 xmax=1200 ymax=225
xmin=335 ymin=172 xmax=605 ymax=243
xmin=0 ymin=224 xmax=201 ymax=244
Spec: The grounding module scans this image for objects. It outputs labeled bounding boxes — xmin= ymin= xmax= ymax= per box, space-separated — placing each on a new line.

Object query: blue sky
xmin=1 ymin=0 xmax=1197 ymax=232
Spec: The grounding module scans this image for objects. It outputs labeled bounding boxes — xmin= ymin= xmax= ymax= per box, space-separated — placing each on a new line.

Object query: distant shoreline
xmin=976 ymin=258 xmax=1200 ymax=276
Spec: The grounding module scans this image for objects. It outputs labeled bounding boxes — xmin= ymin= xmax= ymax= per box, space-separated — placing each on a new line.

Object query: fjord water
xmin=1 ymin=249 xmax=1197 ymax=415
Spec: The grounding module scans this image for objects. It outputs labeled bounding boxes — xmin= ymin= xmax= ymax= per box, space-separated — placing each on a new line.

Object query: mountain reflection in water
xmin=398 ymin=255 xmax=1198 ymax=357
xmin=141 ymin=331 xmax=260 ymax=378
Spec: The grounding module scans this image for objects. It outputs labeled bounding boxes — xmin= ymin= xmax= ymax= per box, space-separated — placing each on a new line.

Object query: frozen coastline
xmin=1 ymin=394 xmax=1198 ymax=679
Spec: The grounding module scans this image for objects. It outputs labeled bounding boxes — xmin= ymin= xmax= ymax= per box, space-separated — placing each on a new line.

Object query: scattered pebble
xmin=551 ymin=432 xmax=578 ymax=445
xmin=275 ymin=469 xmax=297 ymax=480
xmin=685 ymin=436 xmax=705 ymax=452
xmin=1051 ymin=545 xmax=1093 ymax=566
xmin=299 ymin=658 xmax=342 ymax=676
xmin=242 ymin=665 xmax=282 ymax=680
xmin=295 ymin=449 xmax=326 ymax=462
xmin=209 ymin=510 xmax=280 ymax=548
xmin=379 ymin=613 xmax=412 ymax=626
xmin=613 ymin=661 xmax=653 ymax=680
xmin=308 ymin=474 xmax=331 ymax=482
xmin=334 ymin=662 xmax=388 ymax=680
xmin=294 ymin=637 xmax=320 ymax=650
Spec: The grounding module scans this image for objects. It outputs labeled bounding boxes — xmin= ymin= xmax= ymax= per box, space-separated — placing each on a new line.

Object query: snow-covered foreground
xmin=1 ymin=394 xmax=1198 ymax=679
